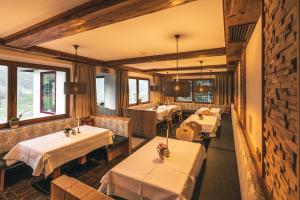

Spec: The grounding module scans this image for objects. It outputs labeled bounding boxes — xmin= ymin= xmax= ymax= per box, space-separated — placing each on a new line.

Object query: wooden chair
xmin=164 ymin=109 xmax=174 ymax=129
xmin=186 ymin=121 xmax=202 ymax=141
xmin=176 ymin=125 xmax=195 ymax=142
xmin=174 ymin=110 xmax=183 ymax=124
xmin=176 ymin=122 xmax=202 ymax=142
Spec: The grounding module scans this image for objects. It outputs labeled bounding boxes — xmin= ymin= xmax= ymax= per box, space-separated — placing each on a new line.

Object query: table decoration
xmin=198 ymin=113 xmax=203 ymax=120
xmin=156 ymin=143 xmax=168 ymax=160
xmin=64 ymin=125 xmax=72 ymax=137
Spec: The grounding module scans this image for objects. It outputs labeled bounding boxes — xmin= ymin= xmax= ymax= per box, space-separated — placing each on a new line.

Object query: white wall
xmin=245 ymin=16 xmax=262 ymax=156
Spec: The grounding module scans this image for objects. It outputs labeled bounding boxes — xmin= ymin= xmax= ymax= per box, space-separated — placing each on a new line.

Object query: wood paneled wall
xmin=263 ymin=0 xmax=299 ymax=199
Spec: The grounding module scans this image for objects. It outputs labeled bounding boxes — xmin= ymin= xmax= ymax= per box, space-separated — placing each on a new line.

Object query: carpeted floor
xmin=196 ymin=114 xmax=241 ymax=200
xmin=0 ymin=114 xmax=241 ymax=200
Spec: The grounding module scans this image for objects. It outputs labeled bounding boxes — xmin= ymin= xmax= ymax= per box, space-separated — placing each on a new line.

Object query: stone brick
xmin=263 ymin=0 xmax=299 ymax=199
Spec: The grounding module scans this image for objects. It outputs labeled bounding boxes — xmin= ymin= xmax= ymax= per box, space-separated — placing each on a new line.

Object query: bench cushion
xmin=109 ymin=135 xmax=128 ymax=149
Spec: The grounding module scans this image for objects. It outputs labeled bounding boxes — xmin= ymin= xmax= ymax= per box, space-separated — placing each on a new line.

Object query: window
xmin=41 ymin=72 xmax=56 ymax=114
xmin=0 ymin=61 xmax=69 ymax=128
xmin=96 ymin=76 xmax=105 ymax=105
xmin=128 ymin=78 xmax=150 ymax=105
xmin=17 ymin=68 xmax=67 ymax=120
xmin=194 ymin=80 xmax=214 ymax=103
xmin=0 ymin=65 xmax=8 ymax=124
xmin=176 ymin=79 xmax=214 ymax=103
xmin=138 ymin=79 xmax=149 ymax=103
xmin=175 ymin=80 xmax=193 ymax=102
xmin=129 ymin=78 xmax=138 ymax=105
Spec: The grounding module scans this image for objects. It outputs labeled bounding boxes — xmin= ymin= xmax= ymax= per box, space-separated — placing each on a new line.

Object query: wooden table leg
xmin=78 ymin=155 xmax=87 ymax=165
xmin=51 ymin=167 xmax=61 ymax=179
xmin=0 ymin=169 xmax=5 ymax=192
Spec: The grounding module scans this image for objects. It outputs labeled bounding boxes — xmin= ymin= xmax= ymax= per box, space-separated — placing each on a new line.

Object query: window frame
xmin=0 ymin=59 xmax=70 ymax=129
xmin=96 ymin=76 xmax=105 ymax=106
xmin=174 ymin=78 xmax=215 ymax=104
xmin=40 ymin=71 xmax=56 ymax=114
xmin=128 ymin=77 xmax=150 ymax=106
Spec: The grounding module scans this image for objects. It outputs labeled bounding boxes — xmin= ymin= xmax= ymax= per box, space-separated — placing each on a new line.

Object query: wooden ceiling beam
xmin=4 ymin=0 xmax=196 ymax=48
xmin=106 ymin=47 xmax=226 ymax=65
xmin=143 ymin=64 xmax=227 ymax=72
xmin=0 ymin=43 xmax=158 ymax=75
xmin=164 ymin=71 xmax=229 ymax=76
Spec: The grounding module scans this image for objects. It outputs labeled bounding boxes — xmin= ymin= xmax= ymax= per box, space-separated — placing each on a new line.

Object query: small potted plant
xmin=9 ymin=112 xmax=24 ymax=129
xmin=156 ymin=143 xmax=168 ymax=160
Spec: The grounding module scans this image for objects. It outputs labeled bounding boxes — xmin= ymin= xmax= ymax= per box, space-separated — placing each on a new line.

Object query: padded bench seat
xmin=106 ymin=135 xmax=129 ymax=161
xmin=109 ymin=135 xmax=128 ymax=149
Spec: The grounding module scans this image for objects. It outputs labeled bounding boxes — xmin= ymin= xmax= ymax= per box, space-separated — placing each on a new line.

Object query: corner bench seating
xmin=0 ymin=115 xmax=132 ymax=191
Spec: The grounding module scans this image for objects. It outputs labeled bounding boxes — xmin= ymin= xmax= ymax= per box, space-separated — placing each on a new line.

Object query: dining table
xmin=4 ymin=125 xmax=114 ymax=177
xmin=147 ymin=105 xmax=180 ymax=120
xmin=99 ymin=136 xmax=206 ymax=200
xmin=195 ymin=107 xmax=221 ymax=115
xmin=182 ymin=114 xmax=219 ymax=137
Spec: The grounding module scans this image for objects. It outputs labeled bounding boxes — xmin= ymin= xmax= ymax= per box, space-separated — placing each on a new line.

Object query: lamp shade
xmin=64 ymin=82 xmax=87 ymax=94
xmin=164 ymin=81 xmax=190 ymax=97
xmin=194 ymin=85 xmax=210 ymax=93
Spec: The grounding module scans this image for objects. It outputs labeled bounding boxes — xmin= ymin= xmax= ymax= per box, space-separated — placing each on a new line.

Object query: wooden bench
xmin=51 ymin=175 xmax=112 ymax=200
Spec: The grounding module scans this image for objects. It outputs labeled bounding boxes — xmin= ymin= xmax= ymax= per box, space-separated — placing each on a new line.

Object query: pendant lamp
xmin=64 ymin=45 xmax=87 ymax=133
xmin=165 ymin=34 xmax=190 ymax=97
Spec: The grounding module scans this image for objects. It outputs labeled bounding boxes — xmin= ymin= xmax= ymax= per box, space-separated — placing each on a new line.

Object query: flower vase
xmin=164 ymin=148 xmax=170 ymax=157
xmin=159 ymin=151 xmax=164 ymax=160
xmin=9 ymin=121 xmax=19 ymax=129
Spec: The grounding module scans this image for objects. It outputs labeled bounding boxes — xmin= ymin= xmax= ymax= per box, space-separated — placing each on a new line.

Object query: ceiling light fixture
xmin=64 ymin=45 xmax=87 ymax=134
xmin=164 ymin=34 xmax=190 ymax=97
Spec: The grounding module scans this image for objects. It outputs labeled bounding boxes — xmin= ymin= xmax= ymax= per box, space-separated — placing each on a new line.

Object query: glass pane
xmin=0 ymin=65 xmax=8 ymax=124
xmin=17 ymin=68 xmax=66 ymax=120
xmin=194 ymin=79 xmax=214 ymax=103
xmin=41 ymin=72 xmax=56 ymax=113
xmin=176 ymin=80 xmax=193 ymax=102
xmin=96 ymin=77 xmax=105 ymax=105
xmin=128 ymin=78 xmax=137 ymax=104
xmin=138 ymin=79 xmax=149 ymax=103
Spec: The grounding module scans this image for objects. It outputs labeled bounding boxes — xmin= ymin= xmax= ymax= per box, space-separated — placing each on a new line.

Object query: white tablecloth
xmin=182 ymin=114 xmax=219 ymax=137
xmin=147 ymin=105 xmax=180 ymax=120
xmin=195 ymin=107 xmax=221 ymax=115
xmin=99 ymin=136 xmax=206 ymax=200
xmin=4 ymin=125 xmax=113 ymax=177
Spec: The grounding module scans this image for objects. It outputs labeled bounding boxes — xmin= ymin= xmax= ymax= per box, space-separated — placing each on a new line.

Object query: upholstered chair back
xmin=92 ymin=115 xmax=132 ymax=138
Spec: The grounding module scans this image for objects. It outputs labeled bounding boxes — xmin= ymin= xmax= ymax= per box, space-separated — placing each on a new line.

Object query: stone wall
xmin=263 ymin=0 xmax=299 ymax=199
